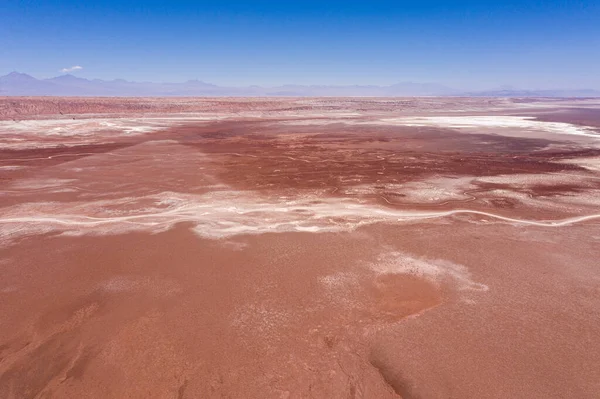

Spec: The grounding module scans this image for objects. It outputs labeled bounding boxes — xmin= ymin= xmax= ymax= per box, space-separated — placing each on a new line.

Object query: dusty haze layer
xmin=1 ymin=97 xmax=600 ymax=398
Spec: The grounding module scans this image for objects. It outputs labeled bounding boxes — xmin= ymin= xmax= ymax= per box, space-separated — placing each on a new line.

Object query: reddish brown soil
xmin=1 ymin=98 xmax=600 ymax=398
xmin=0 ymin=97 xmax=505 ymax=120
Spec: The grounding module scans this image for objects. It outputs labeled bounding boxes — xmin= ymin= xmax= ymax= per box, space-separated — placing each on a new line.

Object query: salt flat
xmin=1 ymin=97 xmax=600 ymax=398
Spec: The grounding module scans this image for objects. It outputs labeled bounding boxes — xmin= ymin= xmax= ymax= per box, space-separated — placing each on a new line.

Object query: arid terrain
xmin=1 ymin=97 xmax=600 ymax=398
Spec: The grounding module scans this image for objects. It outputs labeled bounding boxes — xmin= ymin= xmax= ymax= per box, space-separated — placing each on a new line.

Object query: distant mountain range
xmin=1 ymin=72 xmax=599 ymax=97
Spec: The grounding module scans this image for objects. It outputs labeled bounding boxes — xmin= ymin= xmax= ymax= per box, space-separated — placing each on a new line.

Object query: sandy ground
xmin=1 ymin=97 xmax=600 ymax=398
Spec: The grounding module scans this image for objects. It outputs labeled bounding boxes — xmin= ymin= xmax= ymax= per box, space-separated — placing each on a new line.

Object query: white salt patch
xmin=276 ymin=119 xmax=355 ymax=126
xmin=11 ymin=178 xmax=77 ymax=190
xmin=0 ymin=117 xmax=203 ymax=149
xmin=0 ymin=223 xmax=56 ymax=241
xmin=475 ymin=173 xmax=595 ymax=187
xmin=370 ymin=116 xmax=600 ymax=139
xmin=319 ymin=272 xmax=359 ymax=290
xmin=369 ymin=251 xmax=488 ymax=292
xmin=230 ymin=303 xmax=291 ymax=345
xmin=100 ymin=276 xmax=180 ymax=296
xmin=101 ymin=277 xmax=136 ymax=292
xmin=0 ymin=166 xmax=26 ymax=171
xmin=558 ymin=156 xmax=600 ymax=172
xmin=219 ymin=241 xmax=249 ymax=251
xmin=318 ymin=272 xmax=361 ymax=309
xmin=380 ymin=177 xmax=475 ymax=204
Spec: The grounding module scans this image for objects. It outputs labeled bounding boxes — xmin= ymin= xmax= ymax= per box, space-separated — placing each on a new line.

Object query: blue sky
xmin=1 ymin=0 xmax=599 ymax=89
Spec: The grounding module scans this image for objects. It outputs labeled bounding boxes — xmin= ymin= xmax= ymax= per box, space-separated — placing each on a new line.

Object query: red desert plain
xmin=1 ymin=96 xmax=600 ymax=398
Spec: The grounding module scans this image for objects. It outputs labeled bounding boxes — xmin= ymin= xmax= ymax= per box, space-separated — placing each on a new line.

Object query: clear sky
xmin=1 ymin=0 xmax=599 ymax=89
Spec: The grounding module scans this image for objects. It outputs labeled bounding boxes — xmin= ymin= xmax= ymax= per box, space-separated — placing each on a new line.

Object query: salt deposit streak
xmin=373 ymin=116 xmax=600 ymax=139
xmin=1 ymin=191 xmax=600 ymax=243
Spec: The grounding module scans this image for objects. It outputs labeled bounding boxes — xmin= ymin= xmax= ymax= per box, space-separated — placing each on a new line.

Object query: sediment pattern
xmin=1 ymin=97 xmax=600 ymax=398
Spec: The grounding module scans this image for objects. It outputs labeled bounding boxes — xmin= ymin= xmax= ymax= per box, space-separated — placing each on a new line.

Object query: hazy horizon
xmin=3 ymin=71 xmax=600 ymax=92
xmin=2 ymin=1 xmax=600 ymax=90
